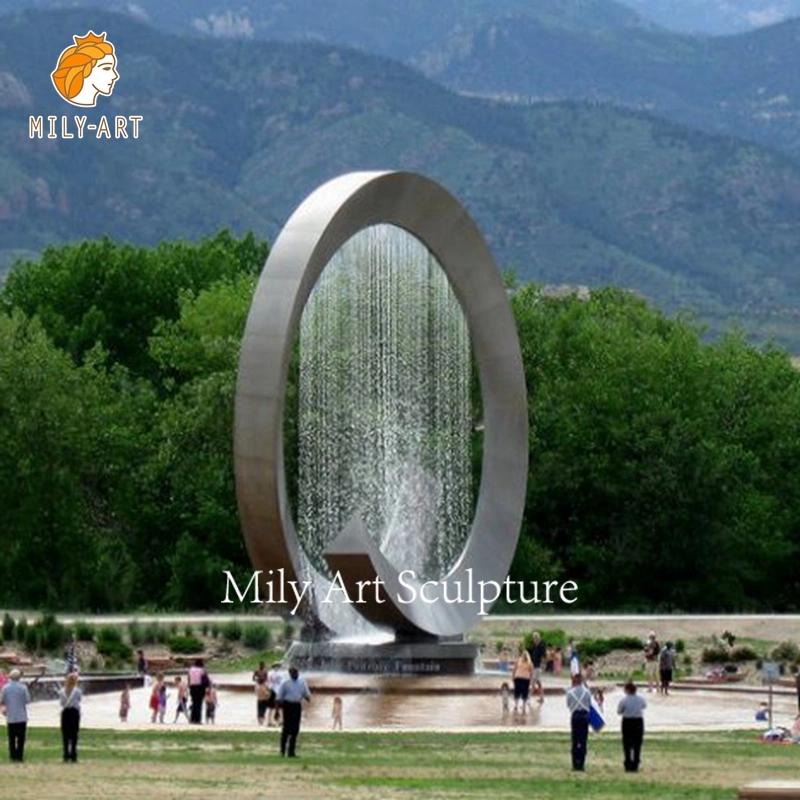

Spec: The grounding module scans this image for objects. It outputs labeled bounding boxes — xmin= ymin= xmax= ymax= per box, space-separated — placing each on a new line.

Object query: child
xmin=755 ymin=702 xmax=769 ymax=722
xmin=149 ymin=678 xmax=161 ymax=724
xmin=498 ymin=647 xmax=510 ymax=673
xmin=205 ymin=682 xmax=217 ymax=724
xmin=158 ymin=682 xmax=167 ymax=723
xmin=256 ymin=679 xmax=270 ymax=725
xmin=173 ymin=676 xmax=189 ymax=723
xmin=553 ymin=647 xmax=563 ymax=677
xmin=119 ymin=684 xmax=131 ymax=723
xmin=267 ymin=662 xmax=284 ymax=727
xmin=331 ymin=696 xmax=343 ymax=731
xmin=592 ymin=687 xmax=605 ymax=714
xmin=500 ymin=682 xmax=510 ymax=714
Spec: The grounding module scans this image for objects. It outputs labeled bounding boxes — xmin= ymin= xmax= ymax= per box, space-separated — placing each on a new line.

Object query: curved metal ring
xmin=234 ymin=171 xmax=528 ymax=638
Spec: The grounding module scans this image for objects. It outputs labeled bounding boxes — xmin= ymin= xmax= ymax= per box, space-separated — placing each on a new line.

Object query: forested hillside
xmin=4 ymin=10 xmax=800 ymax=346
xmin=420 ymin=15 xmax=800 ymax=162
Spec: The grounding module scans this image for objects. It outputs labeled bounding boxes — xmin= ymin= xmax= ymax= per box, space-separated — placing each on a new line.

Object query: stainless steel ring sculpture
xmin=234 ymin=171 xmax=528 ymax=639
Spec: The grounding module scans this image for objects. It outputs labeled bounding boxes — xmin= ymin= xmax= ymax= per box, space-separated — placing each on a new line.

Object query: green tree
xmin=0 ymin=312 xmax=146 ymax=608
xmin=1 ymin=231 xmax=267 ymax=381
xmin=512 ymin=287 xmax=798 ymax=611
xmin=135 ymin=275 xmax=257 ymax=607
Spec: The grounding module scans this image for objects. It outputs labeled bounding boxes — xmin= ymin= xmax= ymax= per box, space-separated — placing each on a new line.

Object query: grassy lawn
xmin=0 ymin=728 xmax=797 ymax=799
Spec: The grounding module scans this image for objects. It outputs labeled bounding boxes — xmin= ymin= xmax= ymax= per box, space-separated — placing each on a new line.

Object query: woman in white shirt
xmin=59 ymin=672 xmax=82 ymax=762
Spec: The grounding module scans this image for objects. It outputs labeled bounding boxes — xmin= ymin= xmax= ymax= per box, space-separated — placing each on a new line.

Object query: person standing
xmin=0 ymin=669 xmax=31 ymax=762
xmin=643 ymin=632 xmax=660 ymax=692
xmin=119 ymin=684 xmax=131 ymax=723
xmin=617 ymin=680 xmax=647 ymax=772
xmin=59 ymin=672 xmax=82 ymax=762
xmin=173 ymin=676 xmax=189 ymax=723
xmin=527 ymin=631 xmax=547 ymax=705
xmin=187 ymin=658 xmax=207 ymax=724
xmin=566 ymin=674 xmax=592 ymax=771
xmin=568 ymin=640 xmax=581 ymax=678
xmin=794 ymin=668 xmax=800 ymax=713
xmin=205 ymin=681 xmax=217 ymax=724
xmin=511 ymin=647 xmax=533 ymax=713
xmin=136 ymin=649 xmax=148 ymax=677
xmin=149 ymin=675 xmax=162 ymax=723
xmin=659 ymin=643 xmax=675 ymax=695
xmin=276 ymin=666 xmax=311 ymax=758
xmin=252 ymin=661 xmax=267 ymax=685
xmin=267 ymin=662 xmax=284 ymax=726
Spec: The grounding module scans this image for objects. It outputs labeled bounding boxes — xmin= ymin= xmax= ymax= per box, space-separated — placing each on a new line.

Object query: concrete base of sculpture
xmin=286 ymin=638 xmax=478 ymax=676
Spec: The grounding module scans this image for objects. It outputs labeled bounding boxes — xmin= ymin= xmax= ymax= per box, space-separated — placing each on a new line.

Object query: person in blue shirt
xmin=0 ymin=669 xmax=31 ymax=762
xmin=276 ymin=666 xmax=312 ymax=757
xmin=566 ymin=674 xmax=592 ymax=771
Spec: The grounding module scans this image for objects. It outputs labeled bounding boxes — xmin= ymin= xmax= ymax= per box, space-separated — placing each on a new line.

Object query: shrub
xmin=771 ymin=641 xmax=800 ymax=663
xmin=283 ymin=622 xmax=294 ymax=643
xmin=96 ymin=626 xmax=133 ymax=663
xmin=242 ymin=624 xmax=271 ymax=650
xmin=222 ymin=620 xmax=242 ymax=642
xmin=730 ymin=645 xmax=759 ymax=662
xmin=675 ymin=639 xmax=686 ymax=654
xmin=31 ymin=613 xmax=68 ymax=653
xmin=2 ymin=613 xmax=15 ymax=642
xmin=128 ymin=620 xmax=143 ymax=647
xmin=702 ymin=645 xmax=730 ymax=664
xmin=183 ymin=625 xmax=194 ymax=637
xmin=15 ymin=617 xmax=28 ymax=644
xmin=523 ymin=629 xmax=567 ymax=650
xmin=580 ymin=636 xmax=643 ymax=659
xmin=23 ymin=625 xmax=39 ymax=652
xmin=73 ymin=620 xmax=95 ymax=642
xmin=143 ymin=622 xmax=168 ymax=645
xmin=168 ymin=635 xmax=204 ymax=654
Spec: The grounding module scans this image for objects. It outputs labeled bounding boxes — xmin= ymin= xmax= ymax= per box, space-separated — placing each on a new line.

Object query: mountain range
xmin=2 ymin=8 xmax=800 ymax=347
xmin=4 ymin=1 xmax=800 ymax=162
xmin=621 ymin=0 xmax=800 ymax=34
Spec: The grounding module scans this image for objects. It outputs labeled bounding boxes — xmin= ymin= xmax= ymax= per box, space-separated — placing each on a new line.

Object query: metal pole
xmin=768 ymin=682 xmax=774 ymax=730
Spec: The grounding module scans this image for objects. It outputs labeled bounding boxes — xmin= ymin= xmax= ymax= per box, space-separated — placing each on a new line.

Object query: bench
xmin=738 ymin=781 xmax=800 ymax=799
xmin=144 ymin=656 xmax=177 ymax=673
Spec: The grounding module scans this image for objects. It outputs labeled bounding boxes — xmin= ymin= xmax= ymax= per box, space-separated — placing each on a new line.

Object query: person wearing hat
xmin=0 ymin=669 xmax=31 ymax=762
xmin=643 ymin=632 xmax=660 ymax=693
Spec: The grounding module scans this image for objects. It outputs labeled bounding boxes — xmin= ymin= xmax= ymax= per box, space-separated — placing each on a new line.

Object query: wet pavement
xmin=23 ymin=672 xmax=800 ymax=733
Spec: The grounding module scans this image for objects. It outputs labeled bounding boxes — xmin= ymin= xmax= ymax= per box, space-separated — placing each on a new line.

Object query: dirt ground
xmin=474 ymin=614 xmax=800 ymax=643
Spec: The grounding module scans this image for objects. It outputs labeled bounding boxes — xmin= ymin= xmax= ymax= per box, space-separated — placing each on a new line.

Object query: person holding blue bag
xmin=617 ymin=680 xmax=647 ymax=772
xmin=566 ymin=674 xmax=593 ymax=771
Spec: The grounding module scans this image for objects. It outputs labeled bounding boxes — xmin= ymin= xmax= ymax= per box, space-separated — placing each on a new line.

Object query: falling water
xmin=296 ymin=224 xmax=473 ymax=599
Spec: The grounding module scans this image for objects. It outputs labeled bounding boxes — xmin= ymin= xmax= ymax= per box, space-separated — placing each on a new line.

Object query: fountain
xmin=234 ymin=171 xmax=528 ymax=674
